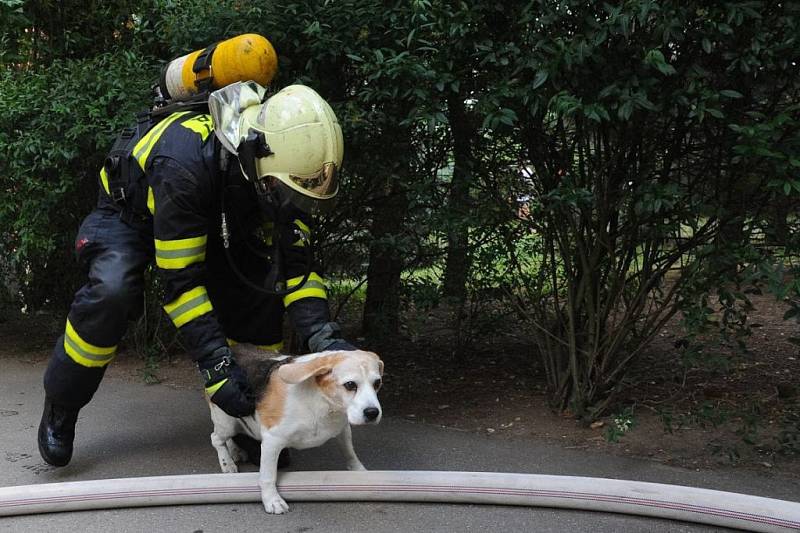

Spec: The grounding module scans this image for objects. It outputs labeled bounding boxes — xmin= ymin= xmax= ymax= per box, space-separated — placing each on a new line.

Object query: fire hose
xmin=1 ymin=471 xmax=799 ymax=532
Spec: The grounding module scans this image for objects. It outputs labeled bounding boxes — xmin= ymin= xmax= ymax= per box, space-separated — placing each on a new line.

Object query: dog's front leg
xmin=336 ymin=424 xmax=366 ymax=471
xmin=259 ymin=431 xmax=289 ymax=514
xmin=210 ymin=431 xmax=238 ymax=473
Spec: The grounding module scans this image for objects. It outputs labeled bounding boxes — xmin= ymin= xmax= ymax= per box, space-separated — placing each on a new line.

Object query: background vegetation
xmin=1 ymin=0 xmax=798 ymax=421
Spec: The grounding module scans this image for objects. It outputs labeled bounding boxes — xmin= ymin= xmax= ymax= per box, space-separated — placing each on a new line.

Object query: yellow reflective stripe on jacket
xmin=292 ymin=219 xmax=311 ymax=247
xmin=155 ymin=235 xmax=207 ymax=269
xmin=180 ymin=114 xmax=213 ymax=141
xmin=294 ymin=219 xmax=310 ymax=235
xmin=133 ymin=111 xmax=190 ymax=170
xmin=100 ymin=167 xmax=110 ymax=195
xmin=63 ymin=319 xmax=116 ymax=368
xmin=147 ymin=186 xmax=155 ymax=215
xmin=283 ymin=272 xmax=327 ymax=307
xmin=227 ymin=339 xmax=284 ymax=352
xmin=164 ymin=286 xmax=213 ymax=328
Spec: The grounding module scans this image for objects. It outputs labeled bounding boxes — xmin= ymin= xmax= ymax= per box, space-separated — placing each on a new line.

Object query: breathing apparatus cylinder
xmin=159 ymin=33 xmax=278 ymax=102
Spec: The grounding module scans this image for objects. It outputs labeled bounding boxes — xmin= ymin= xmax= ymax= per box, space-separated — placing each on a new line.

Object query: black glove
xmin=325 ymin=339 xmax=357 ymax=351
xmin=286 ymin=296 xmax=356 ymax=352
xmin=198 ymin=346 xmax=254 ymax=418
xmin=308 ymin=322 xmax=356 ymax=352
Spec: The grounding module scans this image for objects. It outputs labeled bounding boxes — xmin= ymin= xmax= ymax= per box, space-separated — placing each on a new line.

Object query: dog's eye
xmin=373 ymin=379 xmax=382 ymax=390
xmin=343 ymin=381 xmax=357 ymax=392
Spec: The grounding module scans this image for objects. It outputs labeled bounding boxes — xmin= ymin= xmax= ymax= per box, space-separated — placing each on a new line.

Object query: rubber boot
xmin=231 ymin=434 xmax=291 ymax=469
xmin=37 ymin=398 xmax=80 ymax=467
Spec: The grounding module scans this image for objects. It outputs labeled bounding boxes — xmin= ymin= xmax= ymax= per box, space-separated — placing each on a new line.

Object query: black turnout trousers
xmin=44 ymin=207 xmax=285 ymax=409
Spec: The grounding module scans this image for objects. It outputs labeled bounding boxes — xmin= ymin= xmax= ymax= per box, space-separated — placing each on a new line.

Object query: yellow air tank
xmin=160 ymin=33 xmax=278 ymax=101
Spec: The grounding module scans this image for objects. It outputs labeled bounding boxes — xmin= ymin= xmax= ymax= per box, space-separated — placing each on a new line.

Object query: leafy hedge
xmin=0 ymin=50 xmax=156 ymax=308
xmin=1 ymin=1 xmax=798 ymax=416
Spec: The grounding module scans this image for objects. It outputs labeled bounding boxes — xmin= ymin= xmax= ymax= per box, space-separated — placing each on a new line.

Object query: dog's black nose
xmin=363 ymin=407 xmax=380 ymax=421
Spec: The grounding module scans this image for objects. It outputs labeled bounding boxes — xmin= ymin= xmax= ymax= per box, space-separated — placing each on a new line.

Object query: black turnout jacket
xmin=97 ymin=111 xmax=331 ymax=360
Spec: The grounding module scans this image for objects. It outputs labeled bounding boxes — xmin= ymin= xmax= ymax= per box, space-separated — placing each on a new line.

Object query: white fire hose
xmin=1 ymin=471 xmax=798 ymax=532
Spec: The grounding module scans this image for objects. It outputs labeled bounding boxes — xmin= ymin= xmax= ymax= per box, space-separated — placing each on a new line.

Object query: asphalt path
xmin=1 ymin=357 xmax=798 ymax=532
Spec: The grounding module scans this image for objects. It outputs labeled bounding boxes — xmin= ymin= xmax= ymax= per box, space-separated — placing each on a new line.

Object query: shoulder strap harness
xmin=103 ymin=111 xmax=152 ymax=206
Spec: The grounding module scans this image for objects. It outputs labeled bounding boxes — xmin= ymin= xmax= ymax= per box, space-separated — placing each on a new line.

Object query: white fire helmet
xmin=209 ymin=81 xmax=343 ymax=213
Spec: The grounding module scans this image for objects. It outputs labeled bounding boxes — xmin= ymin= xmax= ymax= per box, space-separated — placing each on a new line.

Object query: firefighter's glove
xmin=199 ymin=346 xmax=254 ymax=418
xmin=308 ymin=322 xmax=356 ymax=352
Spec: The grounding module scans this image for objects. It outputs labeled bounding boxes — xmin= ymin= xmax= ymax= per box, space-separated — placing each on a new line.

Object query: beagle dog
xmin=207 ymin=344 xmax=384 ymax=514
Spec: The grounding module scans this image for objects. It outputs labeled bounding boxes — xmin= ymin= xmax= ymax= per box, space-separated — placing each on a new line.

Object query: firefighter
xmin=38 ymin=81 xmax=354 ymax=466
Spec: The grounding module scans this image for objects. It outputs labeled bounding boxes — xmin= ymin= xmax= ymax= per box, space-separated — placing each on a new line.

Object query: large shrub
xmin=1 ymin=1 xmax=797 ymax=411
xmin=0 ymin=50 xmax=156 ymax=309
xmin=491 ymin=1 xmax=800 ymax=416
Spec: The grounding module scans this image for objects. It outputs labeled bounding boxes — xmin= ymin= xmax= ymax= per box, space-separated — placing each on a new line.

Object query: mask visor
xmin=286 ymin=162 xmax=338 ymax=200
xmin=272 ymin=179 xmax=338 ymax=215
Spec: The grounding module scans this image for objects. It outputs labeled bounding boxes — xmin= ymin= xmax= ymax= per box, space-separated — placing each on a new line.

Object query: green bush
xmin=0 ymin=50 xmax=156 ymax=309
xmin=1 ymin=1 xmax=798 ymax=413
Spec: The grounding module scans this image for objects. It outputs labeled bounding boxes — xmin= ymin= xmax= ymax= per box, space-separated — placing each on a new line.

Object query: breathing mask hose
xmin=219 ymin=170 xmax=313 ymax=297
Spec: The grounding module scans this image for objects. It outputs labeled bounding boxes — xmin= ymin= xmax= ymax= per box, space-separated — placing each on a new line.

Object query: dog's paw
xmin=261 ymin=493 xmax=289 ymax=514
xmin=218 ymin=459 xmax=239 ymax=474
xmin=228 ymin=445 xmax=247 ymax=464
xmin=347 ymin=461 xmax=367 ymax=471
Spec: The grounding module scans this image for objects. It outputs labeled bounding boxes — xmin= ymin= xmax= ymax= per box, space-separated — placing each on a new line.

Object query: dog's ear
xmin=277 ymin=357 xmax=334 ymax=384
xmin=364 ymin=351 xmax=384 ymax=376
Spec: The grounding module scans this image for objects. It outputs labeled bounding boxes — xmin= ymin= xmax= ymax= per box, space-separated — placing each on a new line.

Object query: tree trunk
xmin=363 ymin=177 xmax=408 ymax=343
xmin=441 ymin=94 xmax=474 ymax=304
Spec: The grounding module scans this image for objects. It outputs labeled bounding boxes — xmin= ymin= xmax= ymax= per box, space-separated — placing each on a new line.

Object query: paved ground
xmin=1 ymin=357 xmax=798 ymax=532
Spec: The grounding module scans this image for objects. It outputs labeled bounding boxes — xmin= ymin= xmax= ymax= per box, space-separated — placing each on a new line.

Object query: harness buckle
xmin=214 ymin=356 xmax=232 ymax=372
xmin=111 ymin=187 xmax=126 ymax=203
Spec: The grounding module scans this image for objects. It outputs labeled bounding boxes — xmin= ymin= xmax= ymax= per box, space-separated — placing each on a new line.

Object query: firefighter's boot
xmin=38 ymin=398 xmax=80 ymax=467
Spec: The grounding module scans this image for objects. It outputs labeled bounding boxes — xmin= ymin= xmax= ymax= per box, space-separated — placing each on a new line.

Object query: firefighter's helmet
xmin=210 ymin=81 xmax=343 ymax=213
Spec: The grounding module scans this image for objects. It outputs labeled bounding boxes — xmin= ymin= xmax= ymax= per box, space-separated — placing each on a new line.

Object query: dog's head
xmin=276 ymin=350 xmax=384 ymax=425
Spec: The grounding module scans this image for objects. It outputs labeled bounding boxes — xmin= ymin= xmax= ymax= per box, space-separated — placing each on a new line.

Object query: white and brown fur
xmin=207 ymin=343 xmax=384 ymax=514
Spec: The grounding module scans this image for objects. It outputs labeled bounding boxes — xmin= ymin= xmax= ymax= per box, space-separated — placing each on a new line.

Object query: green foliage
xmin=777 ymin=403 xmax=800 ymax=456
xmin=659 ymin=399 xmax=800 ymax=463
xmin=0 ymin=1 xmax=798 ymax=420
xmin=137 ymin=348 xmax=162 ymax=385
xmin=0 ymin=49 xmax=156 ymax=308
xmin=127 ymin=268 xmax=182 ymax=360
xmin=659 ymin=401 xmax=731 ymax=434
xmin=603 ymin=406 xmax=637 ymax=443
xmin=492 ymin=0 xmax=800 ymax=417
